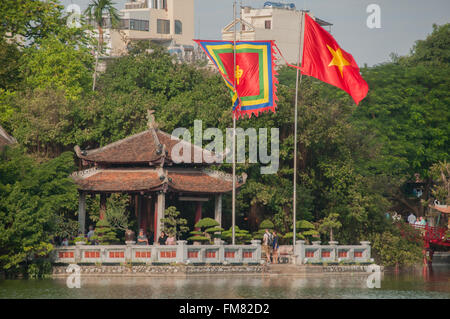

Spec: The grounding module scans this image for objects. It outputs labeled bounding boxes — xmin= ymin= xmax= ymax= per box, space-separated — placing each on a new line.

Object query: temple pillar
xmin=156 ymin=192 xmax=166 ymax=240
xmin=140 ymin=195 xmax=148 ymax=233
xmin=78 ymin=192 xmax=86 ymax=235
xmin=214 ymin=194 xmax=222 ymax=227
xmin=195 ymin=202 xmax=203 ymax=230
xmin=99 ymin=193 xmax=107 ymax=220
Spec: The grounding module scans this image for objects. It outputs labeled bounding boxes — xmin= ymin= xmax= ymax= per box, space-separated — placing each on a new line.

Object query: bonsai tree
xmin=283 ymin=220 xmax=319 ymax=244
xmin=221 ymin=226 xmax=252 ymax=244
xmin=318 ymin=213 xmax=342 ymax=242
xmin=161 ymin=206 xmax=189 ymax=240
xmin=253 ymin=219 xmax=274 ymax=240
xmin=91 ymin=219 xmax=119 ymax=245
xmin=187 ymin=217 xmax=223 ymax=244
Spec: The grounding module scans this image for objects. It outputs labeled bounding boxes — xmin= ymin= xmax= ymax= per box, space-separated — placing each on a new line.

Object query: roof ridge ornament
xmin=147 ymin=110 xmax=158 ymax=130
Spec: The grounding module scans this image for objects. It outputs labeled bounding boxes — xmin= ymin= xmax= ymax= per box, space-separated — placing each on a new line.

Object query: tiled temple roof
xmin=74 ymin=129 xmax=222 ymax=166
xmin=71 ymin=167 xmax=246 ymax=194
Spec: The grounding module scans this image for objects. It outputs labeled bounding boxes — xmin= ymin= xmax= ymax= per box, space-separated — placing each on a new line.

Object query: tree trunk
xmin=92 ymin=26 xmax=103 ymax=91
xmin=330 ymin=228 xmax=333 ymax=242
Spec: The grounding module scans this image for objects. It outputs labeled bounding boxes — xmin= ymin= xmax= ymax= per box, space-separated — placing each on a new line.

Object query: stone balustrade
xmin=52 ymin=240 xmax=262 ymax=265
xmin=294 ymin=240 xmax=373 ymax=264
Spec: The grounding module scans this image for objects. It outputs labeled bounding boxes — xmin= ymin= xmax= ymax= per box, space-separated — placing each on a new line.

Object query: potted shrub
xmin=161 ymin=206 xmax=189 ymax=240
xmin=187 ymin=217 xmax=223 ymax=245
xmin=221 ymin=226 xmax=252 ymax=244
xmin=318 ymin=213 xmax=342 ymax=243
xmin=92 ymin=219 xmax=119 ymax=245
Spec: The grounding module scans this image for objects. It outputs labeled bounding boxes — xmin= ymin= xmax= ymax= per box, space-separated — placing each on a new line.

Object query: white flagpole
xmin=232 ymin=0 xmax=237 ymax=245
xmin=293 ymin=10 xmax=306 ymax=255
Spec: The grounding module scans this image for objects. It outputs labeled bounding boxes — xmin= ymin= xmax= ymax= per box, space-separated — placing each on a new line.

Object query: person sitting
xmin=158 ymin=231 xmax=168 ymax=245
xmin=87 ymin=225 xmax=96 ymax=244
xmin=165 ymin=232 xmax=176 ymax=245
xmin=407 ymin=213 xmax=416 ymax=225
xmin=136 ymin=229 xmax=149 ymax=245
xmin=419 ymin=217 xmax=427 ymax=226
xmin=414 ymin=218 xmax=422 ymax=227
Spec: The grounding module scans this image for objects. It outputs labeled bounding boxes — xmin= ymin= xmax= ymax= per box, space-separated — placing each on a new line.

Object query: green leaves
xmin=0 ymin=149 xmax=78 ymax=274
xmin=162 ymin=206 xmax=189 ymax=239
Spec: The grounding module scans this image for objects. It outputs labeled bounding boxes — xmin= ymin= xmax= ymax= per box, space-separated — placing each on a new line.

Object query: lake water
xmin=0 ymin=265 xmax=448 ymax=299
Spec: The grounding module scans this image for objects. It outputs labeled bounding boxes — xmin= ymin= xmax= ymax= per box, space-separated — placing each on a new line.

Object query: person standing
xmin=271 ymin=231 xmax=279 ymax=264
xmin=262 ymin=229 xmax=273 ymax=263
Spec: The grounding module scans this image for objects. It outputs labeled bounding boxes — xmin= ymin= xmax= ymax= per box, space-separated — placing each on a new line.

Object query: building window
xmin=157 ymin=19 xmax=170 ymax=34
xmin=120 ymin=19 xmax=129 ymax=29
xmin=265 ymin=20 xmax=271 ymax=29
xmin=175 ymin=20 xmax=182 ymax=34
xmin=152 ymin=0 xmax=158 ymax=8
xmin=162 ymin=0 xmax=167 ymax=10
xmin=121 ymin=19 xmax=149 ymax=31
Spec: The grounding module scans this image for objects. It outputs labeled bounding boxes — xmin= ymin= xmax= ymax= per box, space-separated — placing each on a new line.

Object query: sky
xmin=61 ymin=0 xmax=450 ymax=66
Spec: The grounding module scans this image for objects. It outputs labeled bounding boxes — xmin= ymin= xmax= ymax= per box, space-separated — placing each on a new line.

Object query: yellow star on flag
xmin=327 ymin=45 xmax=351 ymax=78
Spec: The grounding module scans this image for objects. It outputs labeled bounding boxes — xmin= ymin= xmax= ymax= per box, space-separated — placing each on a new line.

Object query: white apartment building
xmin=100 ymin=0 xmax=195 ymax=57
xmin=222 ymin=2 xmax=332 ymax=65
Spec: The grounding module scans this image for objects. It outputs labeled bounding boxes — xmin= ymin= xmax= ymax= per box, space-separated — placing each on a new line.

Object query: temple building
xmin=71 ymin=112 xmax=246 ymax=242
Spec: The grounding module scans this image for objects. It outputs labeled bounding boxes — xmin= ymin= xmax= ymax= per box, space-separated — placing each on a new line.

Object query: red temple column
xmin=140 ymin=196 xmax=148 ymax=234
xmin=195 ymin=202 xmax=203 ymax=230
xmin=154 ymin=195 xmax=158 ymax=243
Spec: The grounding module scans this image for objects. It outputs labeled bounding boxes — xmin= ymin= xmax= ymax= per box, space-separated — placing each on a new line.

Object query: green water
xmin=0 ymin=266 xmax=448 ymax=299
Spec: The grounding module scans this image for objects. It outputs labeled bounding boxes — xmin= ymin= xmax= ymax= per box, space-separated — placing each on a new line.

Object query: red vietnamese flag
xmin=301 ymin=13 xmax=368 ymax=105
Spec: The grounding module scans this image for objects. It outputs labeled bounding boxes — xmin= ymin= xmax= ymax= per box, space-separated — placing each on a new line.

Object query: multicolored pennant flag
xmin=301 ymin=13 xmax=369 ymax=105
xmin=194 ymin=40 xmax=278 ymax=119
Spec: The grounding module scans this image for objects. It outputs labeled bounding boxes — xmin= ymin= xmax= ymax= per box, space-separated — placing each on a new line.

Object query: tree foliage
xmin=162 ymin=206 xmax=189 ymax=239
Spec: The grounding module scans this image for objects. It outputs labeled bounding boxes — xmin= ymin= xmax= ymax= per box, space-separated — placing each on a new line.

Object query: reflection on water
xmin=0 ymin=265 xmax=448 ymax=299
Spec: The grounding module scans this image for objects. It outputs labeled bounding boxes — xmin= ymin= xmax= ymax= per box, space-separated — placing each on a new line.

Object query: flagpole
xmin=293 ymin=10 xmax=306 ymax=257
xmin=232 ymin=0 xmax=237 ymax=245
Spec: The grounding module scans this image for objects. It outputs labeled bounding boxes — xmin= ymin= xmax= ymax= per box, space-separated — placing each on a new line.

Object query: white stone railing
xmin=294 ymin=240 xmax=373 ymax=264
xmin=51 ymin=240 xmax=262 ymax=265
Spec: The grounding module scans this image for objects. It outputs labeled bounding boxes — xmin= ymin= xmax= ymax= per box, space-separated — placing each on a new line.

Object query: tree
xmin=10 ymin=89 xmax=72 ymax=157
xmin=105 ymin=194 xmax=130 ymax=232
xmin=92 ymin=219 xmax=119 ymax=245
xmin=161 ymin=206 xmax=189 ymax=240
xmin=188 ymin=218 xmax=224 ymax=244
xmin=283 ymin=220 xmax=319 ymax=243
xmin=0 ymin=149 xmax=78 ymax=276
xmin=0 ymin=0 xmax=65 ymax=44
xmin=84 ymin=0 xmax=120 ymax=91
xmin=318 ymin=213 xmax=342 ymax=242
xmin=19 ymin=35 xmax=93 ymax=100
xmin=221 ymin=226 xmax=252 ymax=245
xmin=429 ymin=161 xmax=449 ymax=204
xmin=370 ymin=226 xmax=423 ymax=267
